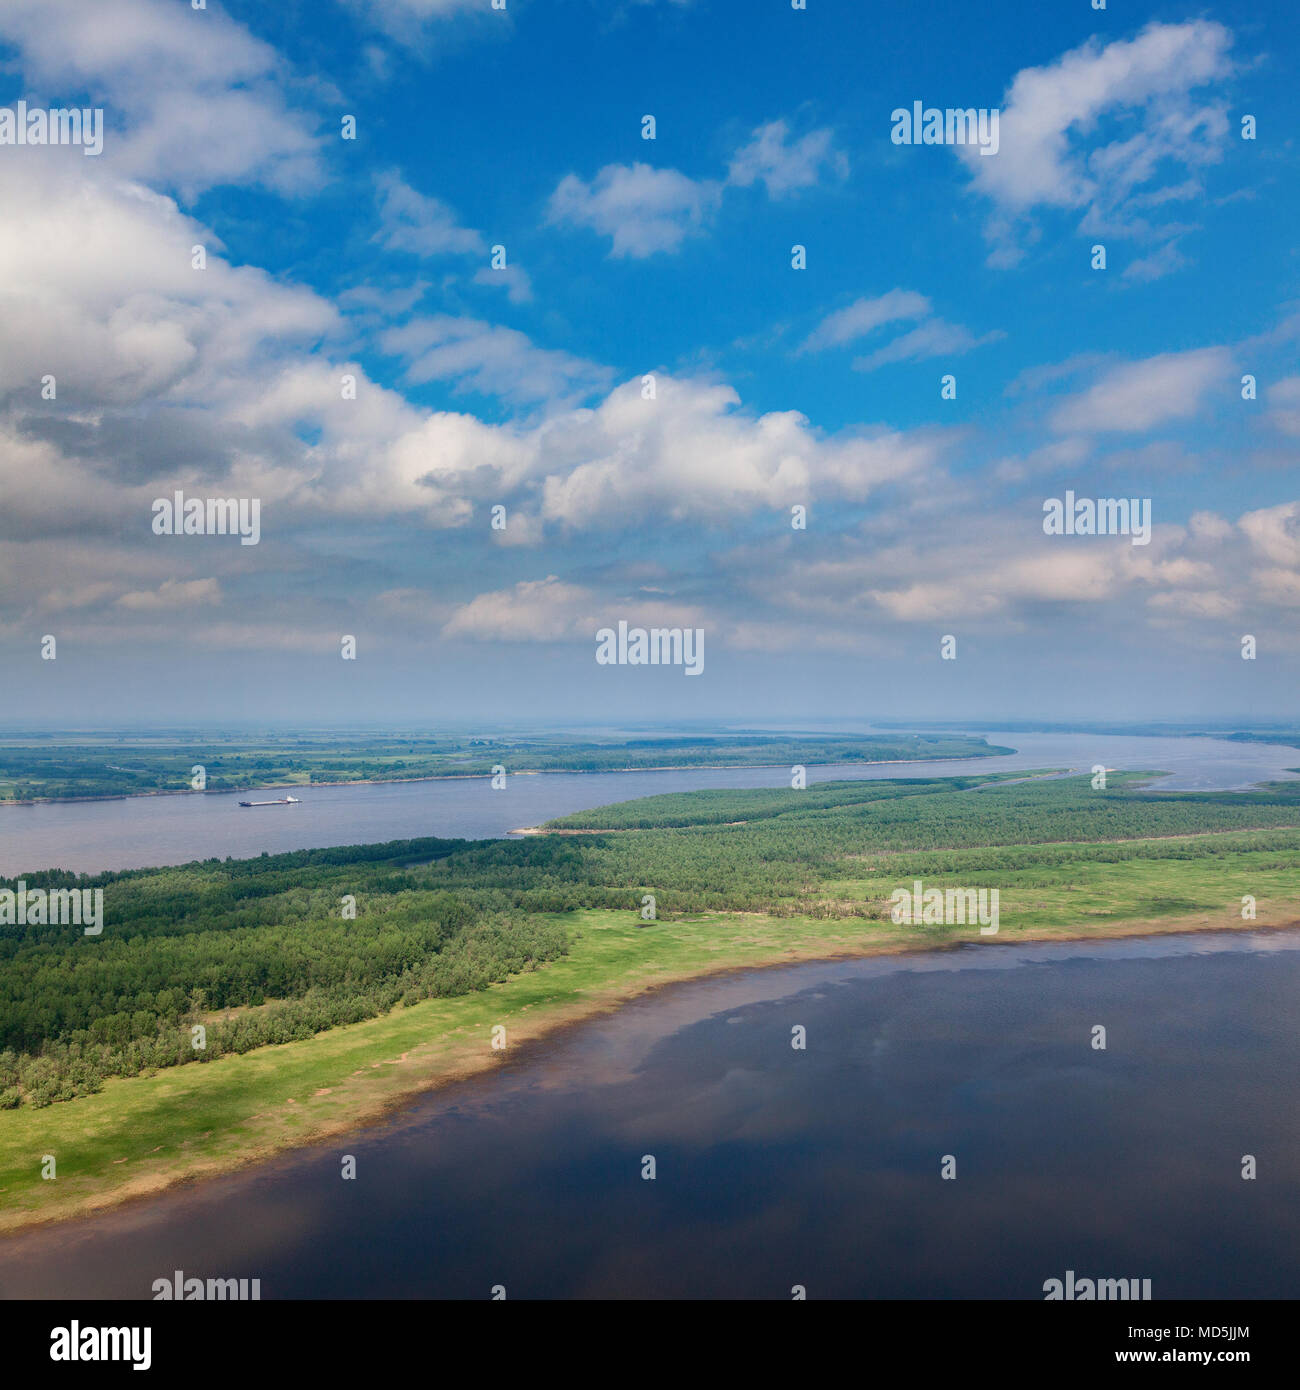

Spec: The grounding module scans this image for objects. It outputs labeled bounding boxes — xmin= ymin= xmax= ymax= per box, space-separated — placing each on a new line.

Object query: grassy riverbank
xmin=3 ymin=889 xmax=1299 ymax=1234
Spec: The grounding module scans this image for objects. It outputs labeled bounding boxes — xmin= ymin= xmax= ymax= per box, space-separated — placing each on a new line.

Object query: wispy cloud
xmin=373 ymin=171 xmax=485 ymax=257
xmin=800 ymin=290 xmax=1002 ymax=369
xmin=547 ymin=162 xmax=722 ymax=257
xmin=959 ymin=20 xmax=1235 ymax=268
xmin=548 ymin=116 xmax=845 ymax=258
xmin=379 ymin=315 xmax=612 ymax=407
xmin=853 ymin=319 xmax=1004 ymax=372
xmin=473 ymin=262 xmax=534 ymax=304
xmin=799 ymin=290 xmax=931 ymax=353
xmin=727 ymin=119 xmax=848 ymax=198
xmin=1049 ymin=347 xmax=1233 ymax=433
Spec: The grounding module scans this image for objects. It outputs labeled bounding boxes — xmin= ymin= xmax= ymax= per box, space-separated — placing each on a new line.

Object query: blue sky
xmin=0 ymin=0 xmax=1297 ymax=725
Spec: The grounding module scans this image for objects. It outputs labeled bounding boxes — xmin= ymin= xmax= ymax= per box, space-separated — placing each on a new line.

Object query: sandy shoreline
xmin=2 ymin=908 xmax=1294 ymax=1241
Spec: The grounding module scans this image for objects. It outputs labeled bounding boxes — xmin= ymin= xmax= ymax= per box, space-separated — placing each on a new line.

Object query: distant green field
xmin=820 ymin=835 xmax=1300 ymax=930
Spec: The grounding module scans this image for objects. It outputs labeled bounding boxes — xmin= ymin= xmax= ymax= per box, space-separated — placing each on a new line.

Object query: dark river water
xmin=2 ymin=731 xmax=1297 ymax=876
xmin=4 ymin=929 xmax=1299 ymax=1300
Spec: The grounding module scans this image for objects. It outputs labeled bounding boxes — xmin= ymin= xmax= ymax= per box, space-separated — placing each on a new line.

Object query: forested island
xmin=4 ymin=768 xmax=1300 ymax=1231
xmin=0 ymin=730 xmax=1008 ymax=802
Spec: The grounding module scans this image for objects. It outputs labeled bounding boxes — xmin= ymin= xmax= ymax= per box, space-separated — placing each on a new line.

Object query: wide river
xmin=2 ymin=730 xmax=1297 ymax=876
xmin=3 ymin=928 xmax=1298 ymax=1299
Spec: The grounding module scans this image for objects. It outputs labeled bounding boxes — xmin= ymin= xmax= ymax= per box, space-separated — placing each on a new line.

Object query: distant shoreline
xmin=0 ymin=752 xmax=999 ymax=807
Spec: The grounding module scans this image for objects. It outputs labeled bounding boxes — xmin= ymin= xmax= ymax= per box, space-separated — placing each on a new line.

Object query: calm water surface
xmin=3 ymin=929 xmax=1298 ymax=1300
xmin=2 ymin=731 xmax=1296 ymax=875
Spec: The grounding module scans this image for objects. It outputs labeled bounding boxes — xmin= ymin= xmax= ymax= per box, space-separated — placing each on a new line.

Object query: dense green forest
xmin=5 ymin=770 xmax=1300 ymax=1109
xmin=0 ymin=731 xmax=1008 ymax=801
xmin=546 ymin=771 xmax=1300 ymax=842
xmin=0 ymin=838 xmax=570 ymax=1108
